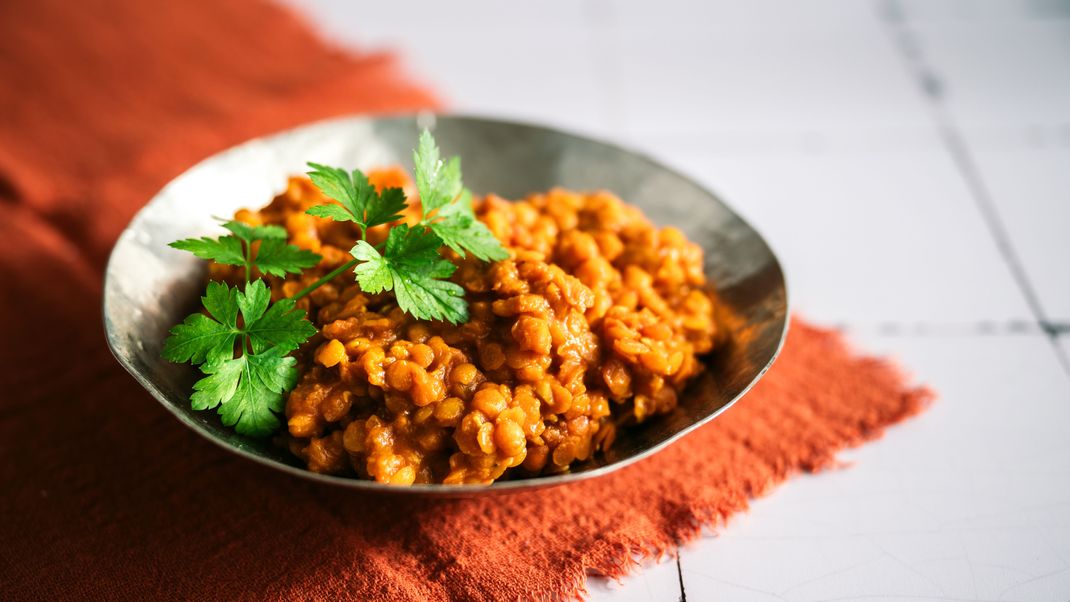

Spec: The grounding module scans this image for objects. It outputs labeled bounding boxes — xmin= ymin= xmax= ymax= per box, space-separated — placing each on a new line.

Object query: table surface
xmin=286 ymin=1 xmax=1070 ymax=599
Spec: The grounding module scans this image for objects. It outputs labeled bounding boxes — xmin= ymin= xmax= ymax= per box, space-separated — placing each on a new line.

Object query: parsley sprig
xmin=303 ymin=129 xmax=508 ymax=324
xmin=163 ymin=130 xmax=507 ymax=437
xmin=171 ymin=221 xmax=320 ymax=283
xmin=164 ymin=227 xmax=319 ymax=436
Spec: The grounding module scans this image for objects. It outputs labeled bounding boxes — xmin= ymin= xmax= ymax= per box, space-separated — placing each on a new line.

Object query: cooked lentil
xmin=215 ymin=167 xmax=717 ymax=485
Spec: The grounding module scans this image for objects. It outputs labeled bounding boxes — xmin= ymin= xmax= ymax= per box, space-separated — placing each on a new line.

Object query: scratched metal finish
xmin=103 ymin=114 xmax=788 ymax=495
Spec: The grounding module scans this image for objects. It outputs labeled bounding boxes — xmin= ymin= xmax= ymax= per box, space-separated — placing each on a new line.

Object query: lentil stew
xmin=215 ymin=167 xmax=719 ymax=485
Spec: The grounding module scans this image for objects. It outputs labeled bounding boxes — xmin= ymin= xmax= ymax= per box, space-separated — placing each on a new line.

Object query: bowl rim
xmin=102 ymin=111 xmax=790 ymax=495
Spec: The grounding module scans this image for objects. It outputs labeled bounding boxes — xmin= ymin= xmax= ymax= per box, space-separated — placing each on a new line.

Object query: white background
xmin=287 ymin=1 xmax=1070 ymax=599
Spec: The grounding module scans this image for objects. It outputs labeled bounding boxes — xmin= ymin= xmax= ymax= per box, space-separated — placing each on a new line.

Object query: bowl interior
xmin=103 ymin=114 xmax=788 ymax=495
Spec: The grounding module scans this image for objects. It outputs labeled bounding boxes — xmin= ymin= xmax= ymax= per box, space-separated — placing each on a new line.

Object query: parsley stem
xmin=291 ymin=257 xmax=360 ymax=301
xmin=243 ymin=241 xmax=251 ymax=285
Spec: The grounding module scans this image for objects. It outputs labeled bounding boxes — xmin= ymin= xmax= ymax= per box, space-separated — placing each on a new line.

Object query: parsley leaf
xmin=242 ymin=279 xmax=317 ymax=354
xmin=351 ymin=240 xmax=394 ymax=293
xmin=191 ymin=349 xmax=298 ymax=437
xmin=306 ymin=163 xmax=370 ymax=223
xmin=351 ymin=225 xmax=467 ymax=324
xmin=412 ymin=133 xmax=508 ymax=261
xmin=171 ymin=221 xmax=320 ymax=278
xmin=222 ymin=220 xmax=287 ymax=242
xmin=164 ymin=280 xmax=316 ymax=437
xmin=306 ymin=163 xmax=359 ymax=212
xmin=413 ymin=129 xmax=463 ymax=218
xmin=429 ymin=190 xmax=509 ymax=262
xmin=365 ymin=186 xmax=408 ymax=230
xmin=253 ymin=238 xmax=321 ymax=277
xmin=162 ymin=281 xmax=240 ymax=365
xmin=163 ymin=280 xmax=317 ymax=363
xmin=235 ymin=277 xmax=271 ymax=325
xmin=306 ymin=163 xmax=406 ymax=232
xmin=169 ymin=235 xmax=246 ymax=266
xmin=393 ymin=273 xmax=468 ymax=325
xmin=384 ymin=223 xmax=458 ymax=278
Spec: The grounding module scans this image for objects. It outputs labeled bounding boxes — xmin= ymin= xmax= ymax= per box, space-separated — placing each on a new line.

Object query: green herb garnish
xmin=171 ymin=221 xmax=320 ymax=282
xmin=163 ymin=238 xmax=318 ymax=436
xmin=306 ymin=129 xmax=508 ymax=322
xmin=163 ymin=130 xmax=507 ymax=436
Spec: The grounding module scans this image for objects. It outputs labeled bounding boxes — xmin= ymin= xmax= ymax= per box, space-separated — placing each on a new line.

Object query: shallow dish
xmin=103 ymin=114 xmax=788 ymax=495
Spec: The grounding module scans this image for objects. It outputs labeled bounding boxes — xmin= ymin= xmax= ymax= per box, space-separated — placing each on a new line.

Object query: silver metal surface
xmin=103 ymin=114 xmax=789 ymax=495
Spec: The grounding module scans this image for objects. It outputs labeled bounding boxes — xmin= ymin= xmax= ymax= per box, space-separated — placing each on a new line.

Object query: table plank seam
xmin=879 ymin=0 xmax=1070 ymax=379
xmin=675 ymin=546 xmax=687 ymax=602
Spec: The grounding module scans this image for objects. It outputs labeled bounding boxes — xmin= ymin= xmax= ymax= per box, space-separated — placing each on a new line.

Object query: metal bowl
xmin=103 ymin=114 xmax=788 ymax=495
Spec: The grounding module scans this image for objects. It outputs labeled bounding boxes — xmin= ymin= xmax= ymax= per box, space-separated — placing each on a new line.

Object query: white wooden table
xmin=288 ymin=1 xmax=1070 ymax=599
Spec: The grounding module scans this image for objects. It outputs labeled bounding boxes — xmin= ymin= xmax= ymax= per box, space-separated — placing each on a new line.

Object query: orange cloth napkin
xmin=0 ymin=0 xmax=931 ymax=599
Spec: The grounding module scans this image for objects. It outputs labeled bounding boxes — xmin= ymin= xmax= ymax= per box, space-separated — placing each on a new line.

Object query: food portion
xmin=164 ymin=131 xmax=717 ymax=485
